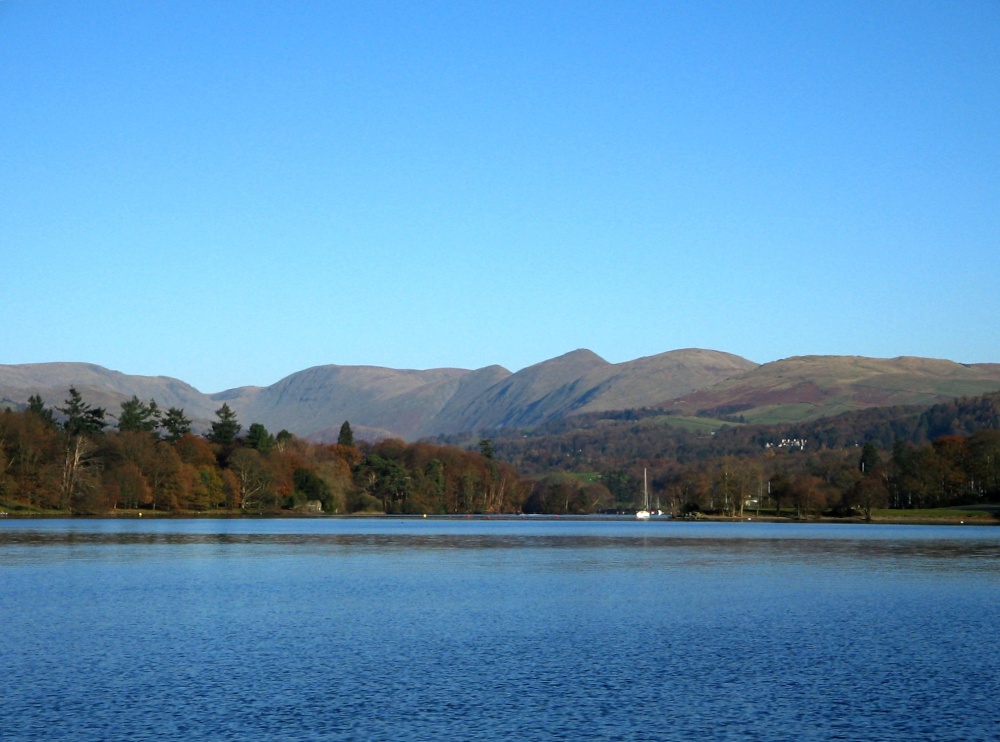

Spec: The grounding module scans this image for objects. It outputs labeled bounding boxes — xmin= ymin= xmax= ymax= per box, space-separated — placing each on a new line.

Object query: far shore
xmin=2 ymin=507 xmax=998 ymax=525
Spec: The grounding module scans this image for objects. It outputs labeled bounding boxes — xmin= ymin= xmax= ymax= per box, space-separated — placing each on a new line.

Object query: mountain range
xmin=3 ymin=350 xmax=1000 ymax=442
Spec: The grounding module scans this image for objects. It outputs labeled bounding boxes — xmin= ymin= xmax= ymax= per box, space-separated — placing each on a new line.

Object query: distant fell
xmin=671 ymin=355 xmax=1000 ymax=424
xmin=0 ymin=363 xmax=219 ymax=423
xmin=446 ymin=349 xmax=756 ymax=433
xmin=3 ymin=351 xmax=999 ymax=442
xmin=226 ymin=363 xmax=506 ymax=441
xmin=218 ymin=348 xmax=751 ymax=439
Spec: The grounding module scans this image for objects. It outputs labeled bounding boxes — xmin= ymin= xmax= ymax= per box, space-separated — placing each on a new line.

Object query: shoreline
xmin=1 ymin=509 xmax=997 ymax=525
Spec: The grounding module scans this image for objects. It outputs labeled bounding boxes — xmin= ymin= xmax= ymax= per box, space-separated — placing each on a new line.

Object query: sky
xmin=2 ymin=1 xmax=998 ymax=393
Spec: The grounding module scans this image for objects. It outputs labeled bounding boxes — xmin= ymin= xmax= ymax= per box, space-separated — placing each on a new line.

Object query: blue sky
xmin=2 ymin=1 xmax=998 ymax=393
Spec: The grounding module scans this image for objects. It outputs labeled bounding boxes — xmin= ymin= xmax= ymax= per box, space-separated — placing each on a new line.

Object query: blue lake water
xmin=2 ymin=517 xmax=999 ymax=741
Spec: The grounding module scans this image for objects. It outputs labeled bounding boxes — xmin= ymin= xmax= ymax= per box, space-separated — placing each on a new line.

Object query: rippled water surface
xmin=2 ymin=518 xmax=999 ymax=741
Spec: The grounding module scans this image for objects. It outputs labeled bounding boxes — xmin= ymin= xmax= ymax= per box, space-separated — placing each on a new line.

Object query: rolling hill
xmin=212 ymin=348 xmax=756 ymax=440
xmin=3 ymin=351 xmax=1000 ymax=442
xmin=0 ymin=363 xmax=219 ymax=422
xmin=669 ymin=355 xmax=1000 ymax=425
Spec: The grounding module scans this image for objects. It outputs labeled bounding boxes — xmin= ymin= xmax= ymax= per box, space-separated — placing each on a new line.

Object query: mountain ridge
xmin=3 ymin=350 xmax=1000 ymax=442
xmin=670 ymin=354 xmax=1000 ymax=425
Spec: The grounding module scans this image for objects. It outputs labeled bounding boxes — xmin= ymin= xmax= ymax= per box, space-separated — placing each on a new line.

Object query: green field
xmin=653 ymin=415 xmax=734 ymax=433
xmin=742 ymin=402 xmax=863 ymax=425
xmin=870 ymin=504 xmax=1000 ymax=521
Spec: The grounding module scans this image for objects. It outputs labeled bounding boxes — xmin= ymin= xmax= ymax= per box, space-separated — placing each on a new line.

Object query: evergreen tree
xmin=337 ymin=420 xmax=354 ymax=447
xmin=246 ymin=422 xmax=275 ymax=453
xmin=57 ymin=387 xmax=107 ymax=435
xmin=207 ymin=403 xmax=241 ymax=446
xmin=117 ymin=396 xmax=161 ymax=433
xmin=293 ymin=467 xmax=332 ymax=508
xmin=859 ymin=442 xmax=882 ymax=475
xmin=769 ymin=471 xmax=791 ymax=514
xmin=161 ymin=407 xmax=192 ymax=442
xmin=27 ymin=394 xmax=56 ymax=427
xmin=479 ymin=438 xmax=495 ymax=460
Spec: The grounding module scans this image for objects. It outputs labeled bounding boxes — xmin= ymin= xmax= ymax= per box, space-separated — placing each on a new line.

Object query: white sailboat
xmin=636 ymin=468 xmax=651 ymax=520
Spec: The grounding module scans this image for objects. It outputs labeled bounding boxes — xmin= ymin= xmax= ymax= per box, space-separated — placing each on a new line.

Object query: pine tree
xmin=57 ymin=387 xmax=107 ymax=435
xmin=27 ymin=394 xmax=56 ymax=427
xmin=337 ymin=420 xmax=354 ymax=447
xmin=162 ymin=407 xmax=192 ymax=442
xmin=207 ymin=403 xmax=241 ymax=446
xmin=246 ymin=423 xmax=275 ymax=453
xmin=117 ymin=396 xmax=162 ymax=433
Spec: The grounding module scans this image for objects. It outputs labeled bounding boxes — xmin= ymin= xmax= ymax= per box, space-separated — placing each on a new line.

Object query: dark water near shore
xmin=2 ymin=518 xmax=999 ymax=741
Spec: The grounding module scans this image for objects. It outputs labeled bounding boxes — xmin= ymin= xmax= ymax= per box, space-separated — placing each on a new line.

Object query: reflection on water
xmin=3 ymin=519 xmax=1000 ymax=572
xmin=2 ymin=519 xmax=999 ymax=741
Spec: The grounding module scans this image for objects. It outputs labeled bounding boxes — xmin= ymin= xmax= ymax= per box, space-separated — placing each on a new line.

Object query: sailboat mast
xmin=644 ymin=468 xmax=648 ymax=510
xmin=636 ymin=468 xmax=652 ymax=519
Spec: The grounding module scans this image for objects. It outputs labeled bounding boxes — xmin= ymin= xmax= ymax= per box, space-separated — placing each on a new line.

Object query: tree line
xmin=437 ymin=391 xmax=1000 ymax=517
xmin=474 ymin=430 xmax=1000 ymax=519
xmin=0 ymin=389 xmax=526 ymax=515
xmin=5 ymin=388 xmax=1000 ymax=517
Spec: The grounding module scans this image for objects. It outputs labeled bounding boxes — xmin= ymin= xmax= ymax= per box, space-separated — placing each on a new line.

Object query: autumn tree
xmin=313 ymin=444 xmax=361 ymax=512
xmin=56 ymin=388 xmax=106 ymax=511
xmin=189 ymin=465 xmax=229 ymax=511
xmin=229 ymin=448 xmax=274 ymax=512
xmin=142 ymin=442 xmax=187 ymax=511
xmin=475 ymin=437 xmax=516 ymax=513
xmin=173 ymin=433 xmax=217 ymax=468
xmin=524 ymin=474 xmax=595 ymax=514
xmin=109 ymin=430 xmax=157 ymax=478
xmin=665 ymin=464 xmax=713 ymax=514
xmin=790 ymin=474 xmax=825 ymax=519
xmin=853 ymin=475 xmax=888 ymax=522
xmin=107 ymin=463 xmax=151 ymax=511
xmin=715 ymin=457 xmax=758 ymax=516
xmin=0 ymin=408 xmax=60 ymax=508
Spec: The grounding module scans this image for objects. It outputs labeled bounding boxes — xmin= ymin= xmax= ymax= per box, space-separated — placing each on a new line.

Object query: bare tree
xmin=229 ymin=448 xmax=274 ymax=512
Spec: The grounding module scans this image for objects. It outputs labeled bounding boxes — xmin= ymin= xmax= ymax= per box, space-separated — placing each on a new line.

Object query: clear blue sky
xmin=2 ymin=1 xmax=998 ymax=393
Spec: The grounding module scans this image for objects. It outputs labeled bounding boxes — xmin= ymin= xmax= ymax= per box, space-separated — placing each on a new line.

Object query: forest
xmin=441 ymin=392 xmax=1000 ymax=518
xmin=0 ymin=389 xmax=525 ymax=515
xmin=2 ymin=388 xmax=1000 ymax=518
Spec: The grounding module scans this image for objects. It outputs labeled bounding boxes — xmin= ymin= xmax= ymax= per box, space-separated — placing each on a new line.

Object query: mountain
xmin=0 ymin=363 xmax=219 ymax=423
xmin=4 ymin=351 xmax=1000 ymax=443
xmin=0 ymin=349 xmax=754 ymax=440
xmin=212 ymin=348 xmax=754 ymax=440
xmin=438 ymin=349 xmax=756 ymax=432
xmin=223 ymin=363 xmax=510 ymax=441
xmin=669 ymin=355 xmax=1000 ymax=424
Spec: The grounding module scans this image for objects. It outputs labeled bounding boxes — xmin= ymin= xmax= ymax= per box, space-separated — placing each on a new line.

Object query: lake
xmin=2 ymin=517 xmax=999 ymax=741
